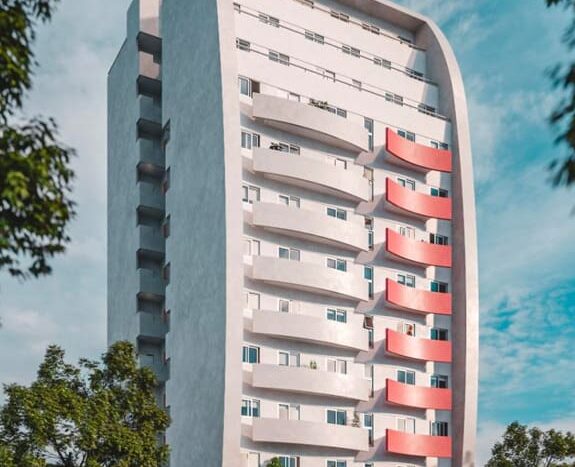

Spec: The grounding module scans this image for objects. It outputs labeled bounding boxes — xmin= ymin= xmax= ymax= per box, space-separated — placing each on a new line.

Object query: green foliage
xmin=267 ymin=458 xmax=282 ymax=467
xmin=487 ymin=421 xmax=575 ymax=467
xmin=0 ymin=341 xmax=170 ymax=467
xmin=546 ymin=0 xmax=575 ymax=189
xmin=0 ymin=0 xmax=75 ymax=279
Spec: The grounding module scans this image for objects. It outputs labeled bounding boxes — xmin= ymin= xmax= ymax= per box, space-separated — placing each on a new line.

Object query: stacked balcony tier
xmin=386 ymin=178 xmax=452 ymax=220
xmin=252 ymin=93 xmax=369 ymax=153
xmin=386 ymin=429 xmax=452 ymax=458
xmin=386 ymin=128 xmax=452 ymax=172
xmin=386 ymin=228 xmax=451 ymax=267
xmin=386 ymin=329 xmax=452 ymax=363
xmin=386 ymin=278 xmax=452 ymax=315
xmin=386 ymin=379 xmax=451 ymax=410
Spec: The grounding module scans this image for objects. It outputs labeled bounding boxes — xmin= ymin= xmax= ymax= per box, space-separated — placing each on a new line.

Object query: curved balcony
xmin=386 ymin=279 xmax=451 ymax=315
xmin=251 ymin=364 xmax=370 ymax=401
xmin=386 ymin=329 xmax=452 ymax=363
xmin=251 ymin=418 xmax=369 ymax=452
xmin=252 ymin=148 xmax=371 ymax=202
xmin=385 ymin=179 xmax=452 ymax=220
xmin=386 ymin=429 xmax=452 ymax=458
xmin=386 ymin=128 xmax=452 ymax=172
xmin=386 ymin=229 xmax=451 ymax=268
xmin=386 ymin=379 xmax=452 ymax=410
xmin=252 ymin=203 xmax=368 ymax=252
xmin=251 ymin=310 xmax=368 ymax=351
xmin=252 ymin=93 xmax=369 ymax=153
xmin=251 ymin=256 xmax=369 ymax=302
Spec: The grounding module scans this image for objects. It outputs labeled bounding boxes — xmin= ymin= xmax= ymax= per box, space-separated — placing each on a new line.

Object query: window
xmin=279 ymin=194 xmax=300 ymax=208
xmin=399 ymin=322 xmax=416 ymax=336
xmin=431 ymin=374 xmax=449 ymax=389
xmin=241 ymin=399 xmax=260 ymax=417
xmin=279 ymin=247 xmax=300 ymax=261
xmin=297 ymin=0 xmax=314 ymax=7
xmin=279 ymin=457 xmax=299 ymax=467
xmin=330 ymin=10 xmax=349 ymax=22
xmin=327 ymin=257 xmax=347 ymax=272
xmin=279 ymin=351 xmax=300 ymax=367
xmin=364 ymin=316 xmax=374 ymax=349
xmin=399 ymin=225 xmax=415 ymax=238
xmin=236 ymin=38 xmax=250 ymax=51
xmin=342 ymin=45 xmax=360 ymax=57
xmin=327 ymin=409 xmax=347 ymax=425
xmin=334 ymin=158 xmax=347 ymax=169
xmin=242 ymin=185 xmax=260 ymax=204
xmin=365 ymin=217 xmax=374 ymax=249
xmin=321 ymin=69 xmax=336 ymax=82
xmin=406 ymin=67 xmax=424 ymax=79
xmin=305 ymin=30 xmax=324 ymax=44
xmin=364 ymin=266 xmax=374 ymax=298
xmin=327 ymin=207 xmax=347 ymax=220
xmin=278 ymin=403 xmax=300 ymax=421
xmin=397 ymin=129 xmax=416 ymax=142
xmin=398 ymin=369 xmax=416 ymax=385
xmin=431 ymin=140 xmax=449 ymax=150
xmin=399 ymin=35 xmax=413 ymax=44
xmin=430 ymin=233 xmax=449 ymax=245
xmin=244 ymin=238 xmax=260 ymax=256
xmin=327 ymin=359 xmax=347 ymax=374
xmin=327 ymin=461 xmax=347 ymax=467
xmin=397 ymin=273 xmax=415 ymax=288
xmin=397 ymin=177 xmax=416 ymax=191
xmin=242 ymin=345 xmax=259 ymax=363
xmin=233 ymin=2 xmax=240 ymax=12
xmin=245 ymin=292 xmax=260 ymax=310
xmin=269 ymin=50 xmax=290 ymax=66
xmin=352 ymin=79 xmax=362 ymax=91
xmin=364 ymin=118 xmax=374 ymax=151
xmin=363 ymin=413 xmax=374 ymax=446
xmin=238 ymin=76 xmax=250 ymax=96
xmin=430 ymin=281 xmax=448 ymax=293
xmin=241 ymin=131 xmax=260 ymax=149
xmin=385 ymin=92 xmax=403 ymax=106
xmin=362 ymin=22 xmax=380 ymax=34
xmin=430 ymin=187 xmax=449 ymax=198
xmin=418 ymin=103 xmax=437 ymax=115
xmin=432 ymin=421 xmax=449 ymax=437
xmin=278 ymin=299 xmax=290 ymax=313
xmin=258 ymin=13 xmax=279 ymax=27
xmin=374 ymin=56 xmax=391 ymax=69
xmin=397 ymin=417 xmax=416 ymax=433
xmin=327 ymin=308 xmax=347 ymax=323
xmin=431 ymin=328 xmax=449 ymax=341
xmin=325 ymin=104 xmax=347 ymax=118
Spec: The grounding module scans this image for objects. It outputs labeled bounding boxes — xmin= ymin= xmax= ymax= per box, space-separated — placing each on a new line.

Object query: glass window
xmin=305 ymin=30 xmax=324 ymax=44
xmin=238 ymin=76 xmax=251 ymax=96
xmin=399 ymin=225 xmax=415 ymax=238
xmin=327 ymin=409 xmax=346 ymax=425
xmin=236 ymin=38 xmax=250 ymax=51
xmin=330 ymin=10 xmax=349 ymax=22
xmin=431 ymin=328 xmax=449 ymax=341
xmin=242 ymin=185 xmax=260 ymax=203
xmin=430 ymin=281 xmax=448 ymax=293
xmin=397 ymin=129 xmax=416 ymax=142
xmin=397 ymin=369 xmax=416 ymax=385
xmin=327 ymin=207 xmax=347 ymax=220
xmin=363 ymin=413 xmax=374 ymax=445
xmin=241 ymin=399 xmax=260 ymax=417
xmin=374 ymin=56 xmax=391 ymax=69
xmin=269 ymin=50 xmax=290 ymax=66
xmin=334 ymin=158 xmax=347 ymax=169
xmin=279 ymin=457 xmax=298 ymax=467
xmin=278 ymin=299 xmax=290 ymax=313
xmin=431 ymin=421 xmax=449 ymax=437
xmin=430 ymin=187 xmax=449 ymax=198
xmin=242 ymin=345 xmax=259 ymax=363
xmin=327 ymin=461 xmax=347 ymax=467
xmin=397 ymin=177 xmax=416 ymax=190
xmin=364 ymin=118 xmax=374 ymax=151
xmin=397 ymin=417 xmax=416 ymax=433
xmin=431 ymin=374 xmax=449 ymax=389
xmin=279 ymin=247 xmax=300 ymax=261
xmin=327 ymin=359 xmax=347 ymax=374
xmin=327 ymin=308 xmax=347 ymax=323
xmin=397 ymin=274 xmax=415 ymax=288
xmin=342 ymin=44 xmax=360 ymax=57
xmin=430 ymin=233 xmax=449 ymax=245
xmin=327 ymin=258 xmax=347 ymax=272
xmin=385 ymin=92 xmax=404 ymax=106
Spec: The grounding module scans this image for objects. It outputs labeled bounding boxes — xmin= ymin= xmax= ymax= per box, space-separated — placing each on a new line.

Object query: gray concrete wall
xmin=161 ymin=0 xmax=242 ymax=465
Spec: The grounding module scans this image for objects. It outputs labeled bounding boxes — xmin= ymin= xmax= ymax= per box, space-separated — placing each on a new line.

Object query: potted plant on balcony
xmin=268 ymin=457 xmax=282 ymax=467
xmin=352 ymin=412 xmax=360 ymax=428
xmin=269 ymin=142 xmax=283 ymax=151
xmin=309 ymin=98 xmax=330 ymax=110
xmin=308 ymin=360 xmax=318 ymax=370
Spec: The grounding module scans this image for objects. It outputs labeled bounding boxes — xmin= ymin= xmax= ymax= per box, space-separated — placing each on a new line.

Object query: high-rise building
xmin=107 ymin=0 xmax=478 ymax=466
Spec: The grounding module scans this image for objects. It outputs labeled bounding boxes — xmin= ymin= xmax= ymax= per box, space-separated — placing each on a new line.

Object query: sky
xmin=0 ymin=0 xmax=574 ymax=465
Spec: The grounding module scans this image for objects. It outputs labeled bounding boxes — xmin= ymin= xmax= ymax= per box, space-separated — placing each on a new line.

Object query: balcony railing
xmin=386 ymin=228 xmax=451 ymax=267
xmin=386 ymin=429 xmax=452 ymax=458
xmin=386 ymin=278 xmax=451 ymax=315
xmin=386 ymin=178 xmax=452 ymax=220
xmin=386 ymin=328 xmax=451 ymax=363
xmin=386 ymin=379 xmax=452 ymax=410
xmin=386 ymin=128 xmax=452 ymax=172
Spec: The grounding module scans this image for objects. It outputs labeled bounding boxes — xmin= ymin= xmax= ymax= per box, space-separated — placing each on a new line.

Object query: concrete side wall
xmin=161 ymin=0 xmax=242 ymax=465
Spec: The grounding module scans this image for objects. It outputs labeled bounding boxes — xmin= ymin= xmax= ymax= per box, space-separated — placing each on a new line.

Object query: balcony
xmin=386 ymin=329 xmax=452 ymax=363
xmin=252 ymin=93 xmax=369 ymax=153
xmin=250 ymin=364 xmax=370 ymax=401
xmin=252 ymin=148 xmax=371 ymax=202
xmin=251 ymin=310 xmax=369 ymax=351
xmin=251 ymin=418 xmax=369 ymax=452
xmin=250 ymin=256 xmax=369 ymax=302
xmin=386 ymin=379 xmax=452 ymax=410
xmin=386 ymin=429 xmax=452 ymax=458
xmin=137 ymin=311 xmax=168 ymax=343
xmin=137 ymin=95 xmax=162 ymax=138
xmin=385 ymin=229 xmax=451 ymax=268
xmin=140 ymin=358 xmax=169 ymax=383
xmin=386 ymin=279 xmax=451 ymax=315
xmin=138 ymin=268 xmax=165 ymax=299
xmin=385 ymin=179 xmax=452 ymax=220
xmin=386 ymin=128 xmax=452 ymax=172
xmin=138 ymin=181 xmax=164 ymax=216
xmin=137 ymin=138 xmax=164 ymax=167
xmin=138 ymin=224 xmax=164 ymax=254
xmin=252 ymin=203 xmax=369 ymax=252
xmin=138 ymin=51 xmax=161 ymax=96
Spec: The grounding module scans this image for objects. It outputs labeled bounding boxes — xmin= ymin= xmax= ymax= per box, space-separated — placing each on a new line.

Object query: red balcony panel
xmin=386 ymin=329 xmax=452 ymax=363
xmin=386 ymin=379 xmax=452 ymax=410
xmin=386 ymin=278 xmax=452 ymax=315
xmin=386 ymin=128 xmax=452 ymax=172
xmin=386 ymin=229 xmax=452 ymax=268
xmin=385 ymin=179 xmax=452 ymax=220
xmin=386 ymin=429 xmax=452 ymax=458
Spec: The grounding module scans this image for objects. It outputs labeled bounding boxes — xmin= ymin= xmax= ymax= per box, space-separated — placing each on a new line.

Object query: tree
xmin=267 ymin=458 xmax=282 ymax=467
xmin=0 ymin=0 xmax=75 ymax=279
xmin=0 ymin=341 xmax=170 ymax=466
xmin=486 ymin=421 xmax=575 ymax=467
xmin=546 ymin=0 xmax=575 ymax=190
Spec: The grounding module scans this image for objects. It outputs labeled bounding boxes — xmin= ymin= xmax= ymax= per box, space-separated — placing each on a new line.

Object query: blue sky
xmin=0 ymin=0 xmax=574 ymax=464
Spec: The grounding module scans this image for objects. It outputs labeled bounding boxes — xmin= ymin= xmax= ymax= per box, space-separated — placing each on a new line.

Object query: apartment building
xmin=107 ymin=0 xmax=478 ymax=466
